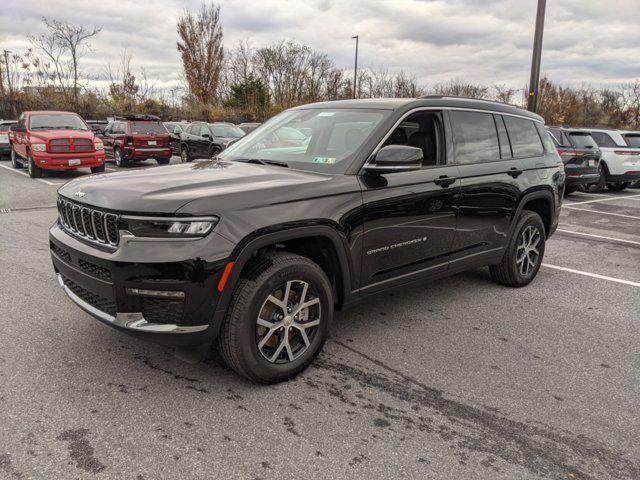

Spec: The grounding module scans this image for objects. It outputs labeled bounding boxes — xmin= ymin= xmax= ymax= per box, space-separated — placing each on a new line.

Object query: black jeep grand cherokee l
xmin=50 ymin=97 xmax=564 ymax=383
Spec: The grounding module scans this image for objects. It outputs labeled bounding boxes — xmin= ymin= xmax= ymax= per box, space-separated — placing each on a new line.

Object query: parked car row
xmin=545 ymin=126 xmax=640 ymax=193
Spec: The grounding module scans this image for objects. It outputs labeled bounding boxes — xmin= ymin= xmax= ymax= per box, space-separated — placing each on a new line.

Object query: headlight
xmin=32 ymin=143 xmax=46 ymax=152
xmin=94 ymin=141 xmax=104 ymax=150
xmin=124 ymin=217 xmax=219 ymax=238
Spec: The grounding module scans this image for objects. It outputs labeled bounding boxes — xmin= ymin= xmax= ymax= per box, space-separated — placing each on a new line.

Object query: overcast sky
xmin=1 ymin=0 xmax=638 ymax=93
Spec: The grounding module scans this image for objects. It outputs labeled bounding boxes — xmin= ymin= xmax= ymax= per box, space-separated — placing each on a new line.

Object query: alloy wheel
xmin=255 ymin=280 xmax=321 ymax=364
xmin=181 ymin=148 xmax=188 ymax=163
xmin=114 ymin=149 xmax=122 ymax=167
xmin=516 ymin=225 xmax=541 ymax=276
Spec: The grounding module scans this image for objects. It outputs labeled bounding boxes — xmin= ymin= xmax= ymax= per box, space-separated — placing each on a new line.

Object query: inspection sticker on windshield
xmin=313 ymin=157 xmax=336 ymax=164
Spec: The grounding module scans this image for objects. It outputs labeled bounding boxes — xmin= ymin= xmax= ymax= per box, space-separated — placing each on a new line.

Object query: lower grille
xmin=51 ymin=243 xmax=71 ymax=263
xmin=78 ymin=259 xmax=111 ymax=280
xmin=61 ymin=274 xmax=117 ymax=316
xmin=141 ymin=297 xmax=184 ymax=324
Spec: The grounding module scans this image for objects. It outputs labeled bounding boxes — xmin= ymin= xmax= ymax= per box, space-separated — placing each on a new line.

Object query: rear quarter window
xmin=590 ymin=132 xmax=619 ymax=148
xmin=622 ymin=134 xmax=640 ymax=148
xmin=503 ymin=116 xmax=544 ymax=157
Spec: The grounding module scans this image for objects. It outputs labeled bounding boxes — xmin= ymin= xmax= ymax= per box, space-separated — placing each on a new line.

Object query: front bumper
xmin=50 ymin=222 xmax=235 ymax=347
xmin=33 ymin=150 xmax=105 ymax=170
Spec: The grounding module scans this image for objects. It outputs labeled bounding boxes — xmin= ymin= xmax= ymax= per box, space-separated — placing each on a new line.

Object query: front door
xmin=358 ymin=110 xmax=460 ymax=293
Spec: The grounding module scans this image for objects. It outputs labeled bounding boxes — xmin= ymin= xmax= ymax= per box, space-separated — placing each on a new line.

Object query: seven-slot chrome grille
xmin=57 ymin=197 xmax=120 ymax=246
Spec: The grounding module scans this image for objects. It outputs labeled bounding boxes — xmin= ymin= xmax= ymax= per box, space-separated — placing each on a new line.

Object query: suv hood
xmin=58 ymin=160 xmax=338 ymax=215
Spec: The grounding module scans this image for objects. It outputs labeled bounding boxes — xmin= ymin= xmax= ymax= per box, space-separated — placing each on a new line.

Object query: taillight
xmin=614 ymin=150 xmax=640 ymax=155
xmin=557 ymin=149 xmax=576 ymax=156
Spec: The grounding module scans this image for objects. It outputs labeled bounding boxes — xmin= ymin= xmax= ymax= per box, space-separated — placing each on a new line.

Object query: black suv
xmin=50 ymin=97 xmax=564 ymax=383
xmin=180 ymin=122 xmax=246 ymax=162
xmin=546 ymin=127 xmax=601 ymax=194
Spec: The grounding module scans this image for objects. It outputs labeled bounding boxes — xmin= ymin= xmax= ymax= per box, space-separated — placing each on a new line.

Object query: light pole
xmin=352 ymin=35 xmax=359 ymax=99
xmin=527 ymin=0 xmax=546 ymax=113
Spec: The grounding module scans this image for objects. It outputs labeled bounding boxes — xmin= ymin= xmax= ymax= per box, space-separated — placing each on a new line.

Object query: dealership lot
xmin=1 ymin=160 xmax=639 ymax=479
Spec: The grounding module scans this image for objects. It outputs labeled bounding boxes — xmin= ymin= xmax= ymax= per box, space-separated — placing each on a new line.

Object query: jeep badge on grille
xmin=74 ymin=190 xmax=86 ymax=198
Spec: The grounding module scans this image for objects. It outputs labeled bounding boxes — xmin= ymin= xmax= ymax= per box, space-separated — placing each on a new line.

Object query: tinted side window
xmin=590 ymin=132 xmax=618 ymax=148
xmin=503 ymin=116 xmax=544 ymax=157
xmin=450 ymin=111 xmax=500 ymax=164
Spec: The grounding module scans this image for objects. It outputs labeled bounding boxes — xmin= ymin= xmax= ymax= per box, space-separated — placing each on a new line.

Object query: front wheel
xmin=10 ymin=148 xmax=23 ymax=169
xmin=180 ymin=146 xmax=191 ymax=163
xmin=218 ymin=252 xmax=333 ymax=384
xmin=114 ymin=147 xmax=128 ymax=168
xmin=490 ymin=211 xmax=545 ymax=287
xmin=156 ymin=157 xmax=170 ymax=165
xmin=91 ymin=164 xmax=105 ymax=173
xmin=27 ymin=153 xmax=43 ymax=178
xmin=606 ymin=182 xmax=630 ymax=192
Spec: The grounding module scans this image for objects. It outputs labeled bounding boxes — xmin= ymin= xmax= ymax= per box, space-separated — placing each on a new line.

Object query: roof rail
xmin=418 ymin=95 xmax=518 ymax=108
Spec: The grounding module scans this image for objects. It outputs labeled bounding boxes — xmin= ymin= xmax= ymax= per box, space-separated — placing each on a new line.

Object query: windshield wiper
xmin=235 ymin=158 xmax=289 ymax=168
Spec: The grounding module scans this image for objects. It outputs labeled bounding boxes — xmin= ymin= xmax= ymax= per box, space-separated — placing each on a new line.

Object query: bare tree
xmin=29 ymin=17 xmax=101 ymax=107
xmin=177 ymin=2 xmax=224 ymax=107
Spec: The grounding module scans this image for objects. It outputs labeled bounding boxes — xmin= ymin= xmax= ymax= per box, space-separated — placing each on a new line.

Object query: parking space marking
xmin=564 ymin=193 xmax=640 ymax=205
xmin=562 ymin=205 xmax=640 ymax=220
xmin=0 ymin=163 xmax=64 ymax=186
xmin=542 ymin=263 xmax=640 ymax=288
xmin=556 ymin=228 xmax=640 ymax=246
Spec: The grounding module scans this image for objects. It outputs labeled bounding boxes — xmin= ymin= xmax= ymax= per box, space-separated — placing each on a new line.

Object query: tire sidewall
xmin=230 ymin=261 xmax=332 ymax=382
xmin=181 ymin=146 xmax=189 ymax=163
xmin=114 ymin=148 xmax=122 ymax=167
xmin=10 ymin=147 xmax=19 ymax=168
xmin=506 ymin=212 xmax=546 ymax=286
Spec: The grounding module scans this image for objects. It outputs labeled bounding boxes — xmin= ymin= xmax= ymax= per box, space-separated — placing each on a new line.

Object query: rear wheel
xmin=606 ymin=182 xmax=630 ymax=192
xmin=27 ymin=153 xmax=43 ymax=178
xmin=180 ymin=146 xmax=191 ymax=163
xmin=10 ymin=148 xmax=23 ymax=169
xmin=91 ymin=164 xmax=105 ymax=173
xmin=592 ymin=163 xmax=607 ymax=192
xmin=490 ymin=211 xmax=545 ymax=287
xmin=218 ymin=252 xmax=332 ymax=384
xmin=156 ymin=157 xmax=170 ymax=165
xmin=114 ymin=147 xmax=128 ymax=168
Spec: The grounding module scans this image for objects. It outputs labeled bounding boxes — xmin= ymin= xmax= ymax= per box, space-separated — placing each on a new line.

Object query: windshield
xmin=623 ymin=134 xmax=640 ymax=148
xmin=210 ymin=124 xmax=245 ymax=138
xmin=568 ymin=132 xmax=598 ymax=149
xmin=29 ymin=114 xmax=88 ymax=131
xmin=131 ymin=121 xmax=167 ymax=134
xmin=219 ymin=108 xmax=389 ymax=173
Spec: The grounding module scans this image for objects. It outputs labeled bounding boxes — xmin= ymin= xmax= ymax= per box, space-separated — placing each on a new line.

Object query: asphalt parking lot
xmin=1 ymin=159 xmax=639 ymax=480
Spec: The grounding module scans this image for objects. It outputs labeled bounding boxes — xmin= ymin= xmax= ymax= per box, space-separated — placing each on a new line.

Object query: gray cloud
xmin=0 ymin=0 xmax=637 ymax=91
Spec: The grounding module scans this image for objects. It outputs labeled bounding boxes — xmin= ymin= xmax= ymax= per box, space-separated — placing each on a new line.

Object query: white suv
xmin=585 ymin=129 xmax=640 ymax=191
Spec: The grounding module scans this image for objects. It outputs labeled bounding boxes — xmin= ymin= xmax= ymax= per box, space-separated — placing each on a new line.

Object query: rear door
xmin=448 ymin=110 xmax=526 ymax=268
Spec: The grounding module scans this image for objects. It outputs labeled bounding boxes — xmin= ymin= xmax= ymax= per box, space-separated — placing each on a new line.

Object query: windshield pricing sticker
xmin=313 ymin=157 xmax=336 ymax=164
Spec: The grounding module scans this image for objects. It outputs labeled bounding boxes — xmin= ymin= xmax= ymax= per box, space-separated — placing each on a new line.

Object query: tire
xmin=91 ymin=164 xmax=105 ymax=173
xmin=592 ymin=163 xmax=607 ymax=192
xmin=564 ymin=186 xmax=577 ymax=196
xmin=180 ymin=146 xmax=191 ymax=163
xmin=210 ymin=147 xmax=221 ymax=159
xmin=218 ymin=252 xmax=333 ymax=384
xmin=606 ymin=182 xmax=630 ymax=192
xmin=156 ymin=157 xmax=170 ymax=165
xmin=114 ymin=147 xmax=128 ymax=168
xmin=10 ymin=148 xmax=23 ymax=169
xmin=27 ymin=153 xmax=43 ymax=178
xmin=489 ymin=211 xmax=545 ymax=288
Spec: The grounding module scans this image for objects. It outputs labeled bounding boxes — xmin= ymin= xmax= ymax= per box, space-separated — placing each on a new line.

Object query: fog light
xmin=126 ymin=288 xmax=185 ymax=299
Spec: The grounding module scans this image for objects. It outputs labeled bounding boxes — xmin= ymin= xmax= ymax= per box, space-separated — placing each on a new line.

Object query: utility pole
xmin=3 ymin=50 xmax=12 ymax=97
xmin=527 ymin=0 xmax=546 ymax=113
xmin=352 ymin=35 xmax=359 ymax=99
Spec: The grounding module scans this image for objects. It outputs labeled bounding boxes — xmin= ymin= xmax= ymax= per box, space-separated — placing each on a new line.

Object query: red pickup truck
xmin=10 ymin=111 xmax=106 ymax=178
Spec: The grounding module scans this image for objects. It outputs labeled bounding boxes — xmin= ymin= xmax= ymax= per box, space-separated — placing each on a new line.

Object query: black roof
xmin=294 ymin=97 xmax=543 ymax=122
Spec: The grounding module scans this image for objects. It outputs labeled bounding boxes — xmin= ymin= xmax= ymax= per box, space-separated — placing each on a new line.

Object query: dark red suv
xmin=101 ymin=115 xmax=171 ymax=167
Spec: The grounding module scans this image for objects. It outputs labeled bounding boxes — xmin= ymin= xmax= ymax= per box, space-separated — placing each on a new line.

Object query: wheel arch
xmin=512 ymin=189 xmax=555 ymax=238
xmin=214 ymin=225 xmax=354 ymax=329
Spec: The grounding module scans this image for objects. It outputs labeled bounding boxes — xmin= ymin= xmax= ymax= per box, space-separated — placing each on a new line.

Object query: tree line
xmin=0 ymin=4 xmax=638 ymax=130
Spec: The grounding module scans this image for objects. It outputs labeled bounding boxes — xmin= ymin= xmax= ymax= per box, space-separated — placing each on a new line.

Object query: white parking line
xmin=542 ymin=264 xmax=640 ymax=288
xmin=0 ymin=163 xmax=62 ymax=186
xmin=564 ymin=193 xmax=640 ymax=205
xmin=562 ymin=205 xmax=640 ymax=220
xmin=556 ymin=229 xmax=640 ymax=246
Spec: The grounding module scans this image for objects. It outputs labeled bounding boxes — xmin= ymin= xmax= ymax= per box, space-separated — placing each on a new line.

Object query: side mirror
xmin=202 ymin=132 xmax=212 ymax=140
xmin=365 ymin=145 xmax=423 ymax=174
xmin=10 ymin=124 xmax=25 ymax=132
